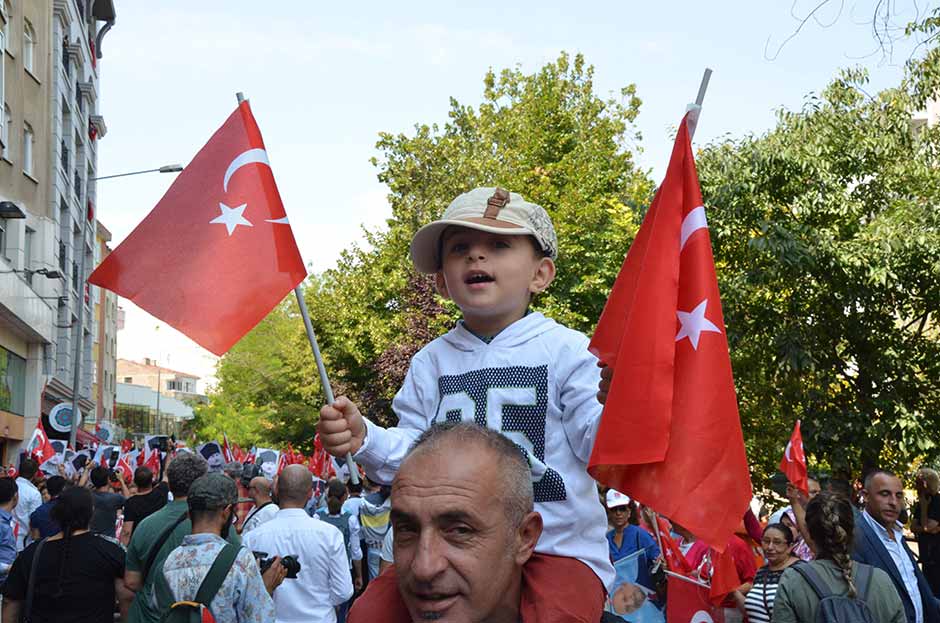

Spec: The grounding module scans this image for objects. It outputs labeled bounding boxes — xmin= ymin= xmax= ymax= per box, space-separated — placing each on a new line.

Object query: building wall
xmin=0 ymin=0 xmax=116 ymax=456
xmin=93 ymin=219 xmax=115 ymax=423
xmin=116 ymin=358 xmax=203 ymax=399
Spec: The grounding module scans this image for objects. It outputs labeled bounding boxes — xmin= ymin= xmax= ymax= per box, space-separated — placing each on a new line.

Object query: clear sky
xmin=97 ymin=0 xmax=932 ymax=390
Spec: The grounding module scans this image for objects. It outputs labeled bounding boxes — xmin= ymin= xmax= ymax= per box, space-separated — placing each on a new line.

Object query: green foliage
xmin=698 ymin=50 xmax=940 ymax=486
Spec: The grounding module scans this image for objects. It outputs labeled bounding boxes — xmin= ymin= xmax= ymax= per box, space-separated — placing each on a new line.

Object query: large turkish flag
xmin=588 ymin=111 xmax=752 ymax=551
xmin=88 ymin=101 xmax=307 ymax=355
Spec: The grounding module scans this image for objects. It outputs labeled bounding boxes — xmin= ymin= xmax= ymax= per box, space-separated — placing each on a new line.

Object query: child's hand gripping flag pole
xmin=88 ymin=92 xmax=358 ymax=483
xmin=588 ymin=69 xmax=752 ymax=552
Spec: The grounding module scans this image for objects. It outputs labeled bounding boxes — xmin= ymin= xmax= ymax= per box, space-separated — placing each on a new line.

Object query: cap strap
xmin=484 ymin=188 xmax=510 ymax=219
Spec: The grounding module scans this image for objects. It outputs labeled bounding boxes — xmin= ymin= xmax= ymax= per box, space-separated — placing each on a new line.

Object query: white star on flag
xmin=675 ymin=299 xmax=721 ymax=350
xmin=210 ymin=202 xmax=253 ymax=236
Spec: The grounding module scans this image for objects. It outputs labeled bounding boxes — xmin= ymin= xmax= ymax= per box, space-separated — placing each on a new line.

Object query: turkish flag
xmin=27 ymin=420 xmax=56 ymax=465
xmin=88 ymin=101 xmax=307 ymax=356
xmin=222 ymin=433 xmax=235 ymax=463
xmin=779 ymin=420 xmax=808 ymax=495
xmin=666 ymin=574 xmax=725 ymax=623
xmin=656 ymin=516 xmax=694 ymax=575
xmin=115 ymin=454 xmax=134 ymax=482
xmin=588 ymin=111 xmax=752 ymax=551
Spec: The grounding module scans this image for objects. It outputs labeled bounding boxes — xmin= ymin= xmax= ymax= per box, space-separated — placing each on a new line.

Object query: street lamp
xmin=68 ymin=163 xmax=183 ymax=448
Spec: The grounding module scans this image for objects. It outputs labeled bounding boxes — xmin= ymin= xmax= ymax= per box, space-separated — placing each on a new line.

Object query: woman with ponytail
xmin=773 ymin=491 xmax=905 ymax=622
xmin=1 ymin=486 xmax=132 ymax=622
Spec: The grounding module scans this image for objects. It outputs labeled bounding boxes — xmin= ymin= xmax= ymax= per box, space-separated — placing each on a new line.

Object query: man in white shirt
xmin=853 ymin=469 xmax=940 ymax=623
xmin=240 ymin=476 xmax=279 ymax=535
xmin=13 ymin=458 xmax=42 ymax=552
xmin=244 ymin=464 xmax=353 ymax=623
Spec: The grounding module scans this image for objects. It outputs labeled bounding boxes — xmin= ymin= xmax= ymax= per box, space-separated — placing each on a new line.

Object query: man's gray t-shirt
xmin=90 ymin=491 xmax=126 ymax=536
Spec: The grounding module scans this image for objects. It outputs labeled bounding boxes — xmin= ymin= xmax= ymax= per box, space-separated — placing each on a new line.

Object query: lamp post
xmin=68 ymin=164 xmax=183 ymax=448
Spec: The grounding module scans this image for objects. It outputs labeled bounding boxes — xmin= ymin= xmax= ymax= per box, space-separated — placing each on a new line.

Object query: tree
xmin=697 ymin=45 xmax=940 ymax=485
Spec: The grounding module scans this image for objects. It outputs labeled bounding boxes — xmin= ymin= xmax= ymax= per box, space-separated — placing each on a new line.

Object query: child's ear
xmin=529 ymin=257 xmax=556 ymax=294
xmin=434 ymin=272 xmax=451 ymax=300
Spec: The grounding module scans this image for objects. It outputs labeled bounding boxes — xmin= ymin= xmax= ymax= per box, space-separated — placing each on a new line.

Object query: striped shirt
xmin=745 ymin=564 xmax=799 ymax=623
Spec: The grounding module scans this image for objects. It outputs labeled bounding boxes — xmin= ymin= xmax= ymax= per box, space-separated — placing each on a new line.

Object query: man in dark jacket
xmin=853 ymin=469 xmax=940 ymax=623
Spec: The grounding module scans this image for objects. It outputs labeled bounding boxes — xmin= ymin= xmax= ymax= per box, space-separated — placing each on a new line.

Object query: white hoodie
xmin=354 ymin=312 xmax=615 ymax=588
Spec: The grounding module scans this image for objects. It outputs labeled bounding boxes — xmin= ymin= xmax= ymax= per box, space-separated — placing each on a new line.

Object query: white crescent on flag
xmin=223 ymin=148 xmax=271 ymax=192
xmin=785 ymin=440 xmax=793 ymax=462
xmin=690 ymin=612 xmax=714 ymax=623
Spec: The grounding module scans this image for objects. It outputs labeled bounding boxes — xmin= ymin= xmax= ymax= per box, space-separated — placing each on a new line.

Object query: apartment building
xmin=0 ymin=0 xmax=115 ymax=459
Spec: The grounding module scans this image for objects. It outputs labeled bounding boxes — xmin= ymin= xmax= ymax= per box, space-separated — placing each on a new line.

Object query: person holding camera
xmin=89 ymin=465 xmax=129 ymax=537
xmin=155 ymin=473 xmax=286 ymax=622
xmin=243 ymin=464 xmax=353 ymax=623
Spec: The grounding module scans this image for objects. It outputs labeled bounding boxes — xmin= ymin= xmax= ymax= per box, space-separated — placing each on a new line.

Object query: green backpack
xmin=156 ymin=543 xmax=240 ymax=623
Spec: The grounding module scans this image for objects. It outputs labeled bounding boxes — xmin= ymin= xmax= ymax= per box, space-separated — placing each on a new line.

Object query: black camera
xmin=253 ymin=551 xmax=301 ymax=579
xmin=240 ymin=463 xmax=262 ymax=489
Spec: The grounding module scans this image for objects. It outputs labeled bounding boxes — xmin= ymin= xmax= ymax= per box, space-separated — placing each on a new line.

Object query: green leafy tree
xmin=697 ymin=42 xmax=940 ymax=485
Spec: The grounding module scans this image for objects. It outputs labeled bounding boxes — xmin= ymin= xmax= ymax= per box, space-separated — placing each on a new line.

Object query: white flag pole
xmin=234 ymin=92 xmax=359 ymax=485
xmin=686 ymin=68 xmax=713 ymax=141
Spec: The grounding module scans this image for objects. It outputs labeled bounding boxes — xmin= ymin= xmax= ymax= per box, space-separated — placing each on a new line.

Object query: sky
xmin=97 ymin=0 xmax=935 ymax=391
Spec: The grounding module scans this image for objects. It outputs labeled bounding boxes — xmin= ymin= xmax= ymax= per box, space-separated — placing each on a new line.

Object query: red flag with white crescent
xmin=87 ymin=101 xmax=307 ymax=356
xmin=588 ymin=111 xmax=752 ymax=551
xmin=779 ymin=420 xmax=808 ymax=495
xmin=27 ymin=420 xmax=56 ymax=465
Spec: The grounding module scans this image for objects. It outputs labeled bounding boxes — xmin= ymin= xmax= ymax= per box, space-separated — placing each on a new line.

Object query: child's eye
xmin=493 ymin=240 xmax=511 ymax=249
xmin=448 ymin=242 xmax=468 ymax=254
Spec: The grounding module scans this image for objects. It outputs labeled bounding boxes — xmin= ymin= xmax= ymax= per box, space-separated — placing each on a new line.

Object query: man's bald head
xmin=277 ymin=464 xmax=313 ymax=507
xmin=403 ymin=421 xmax=534 ymax=529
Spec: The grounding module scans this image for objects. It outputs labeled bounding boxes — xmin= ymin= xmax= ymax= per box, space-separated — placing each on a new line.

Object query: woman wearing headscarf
xmin=912 ymin=466 xmax=940 ymax=596
xmin=1 ymin=486 xmax=132 ymax=622
xmin=772 ymin=491 xmax=905 ymax=622
xmin=743 ymin=522 xmax=801 ymax=623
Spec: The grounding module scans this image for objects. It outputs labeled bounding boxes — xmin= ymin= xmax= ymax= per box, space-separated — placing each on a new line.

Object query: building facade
xmin=116 ymin=358 xmax=206 ymax=404
xmin=0 ymin=0 xmax=115 ymax=460
xmin=92 ymin=219 xmax=116 ymax=422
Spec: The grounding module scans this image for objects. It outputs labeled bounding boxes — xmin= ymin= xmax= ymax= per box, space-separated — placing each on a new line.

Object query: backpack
xmin=317 ymin=509 xmax=352 ymax=552
xmin=793 ymin=562 xmax=876 ymax=623
xmin=157 ymin=543 xmax=240 ymax=623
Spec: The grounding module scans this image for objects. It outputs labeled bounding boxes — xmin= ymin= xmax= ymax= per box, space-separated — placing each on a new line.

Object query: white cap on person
xmin=605 ymin=489 xmax=631 ymax=509
xmin=409 ymin=186 xmax=558 ymax=274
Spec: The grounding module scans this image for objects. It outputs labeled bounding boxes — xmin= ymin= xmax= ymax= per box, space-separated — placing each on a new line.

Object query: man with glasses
xmin=241 ymin=476 xmax=279 ymax=535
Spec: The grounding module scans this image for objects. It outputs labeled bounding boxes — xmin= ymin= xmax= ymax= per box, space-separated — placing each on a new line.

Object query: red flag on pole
xmin=87 ymin=101 xmax=307 ymax=356
xmin=222 ymin=433 xmax=235 ymax=463
xmin=27 ymin=420 xmax=56 ymax=465
xmin=779 ymin=420 xmax=808 ymax=495
xmin=587 ymin=111 xmax=752 ymax=551
xmin=666 ymin=574 xmax=725 ymax=623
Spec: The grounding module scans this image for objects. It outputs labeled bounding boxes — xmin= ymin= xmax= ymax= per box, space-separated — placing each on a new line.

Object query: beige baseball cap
xmin=410 ymin=187 xmax=558 ymax=274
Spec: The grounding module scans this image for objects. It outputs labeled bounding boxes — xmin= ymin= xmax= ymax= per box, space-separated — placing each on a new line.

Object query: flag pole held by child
xmin=234 ymin=92 xmax=359 ymax=485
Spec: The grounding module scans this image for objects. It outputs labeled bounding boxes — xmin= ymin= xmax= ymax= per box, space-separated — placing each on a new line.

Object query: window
xmin=0 ymin=20 xmax=5 ymax=152
xmin=123 ymin=376 xmax=132 ymax=383
xmin=1 ymin=105 xmax=8 ymax=160
xmin=22 ymin=122 xmax=33 ymax=176
xmin=0 ymin=346 xmax=26 ymax=416
xmin=24 ymin=227 xmax=33 ymax=278
xmin=166 ymin=379 xmax=182 ymax=391
xmin=1 ymin=2 xmax=9 ymax=56
xmin=23 ymin=19 xmax=34 ymax=74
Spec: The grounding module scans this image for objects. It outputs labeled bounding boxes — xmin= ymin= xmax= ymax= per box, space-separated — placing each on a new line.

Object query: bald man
xmin=240 ymin=476 xmax=279 ymax=535
xmin=244 ymin=465 xmax=353 ymax=622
